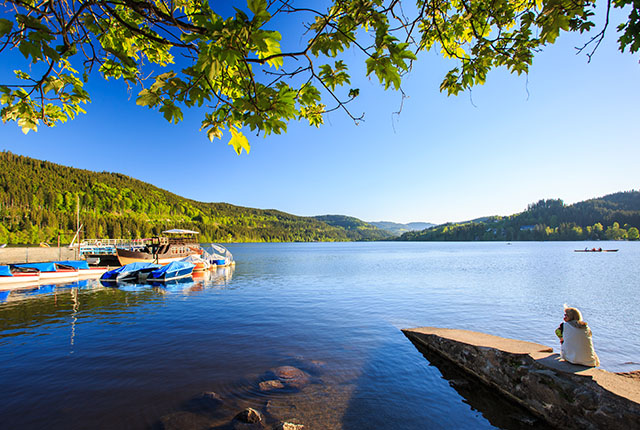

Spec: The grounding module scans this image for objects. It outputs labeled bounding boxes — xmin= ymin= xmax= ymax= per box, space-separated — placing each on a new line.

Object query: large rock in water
xmin=232 ymin=407 xmax=265 ymax=430
xmin=270 ymin=366 xmax=310 ymax=389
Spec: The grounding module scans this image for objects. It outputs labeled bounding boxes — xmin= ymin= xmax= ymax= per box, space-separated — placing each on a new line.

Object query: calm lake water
xmin=1 ymin=241 xmax=638 ymax=429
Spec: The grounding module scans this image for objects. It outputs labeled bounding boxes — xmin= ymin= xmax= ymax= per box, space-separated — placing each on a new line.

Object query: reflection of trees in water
xmin=0 ymin=266 xmax=236 ymax=333
xmin=0 ymin=280 xmax=161 ymax=334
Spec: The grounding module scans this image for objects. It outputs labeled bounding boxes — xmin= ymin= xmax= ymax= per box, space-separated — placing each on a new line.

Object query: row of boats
xmin=1 ymin=260 xmax=195 ymax=287
xmin=1 ymin=253 xmax=231 ymax=291
xmin=0 ymin=260 xmax=107 ymax=288
xmin=100 ymin=261 xmax=195 ymax=283
xmin=1 ymin=230 xmax=234 ymax=291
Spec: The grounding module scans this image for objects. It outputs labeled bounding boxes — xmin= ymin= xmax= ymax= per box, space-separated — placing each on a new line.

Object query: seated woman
xmin=555 ymin=306 xmax=600 ymax=367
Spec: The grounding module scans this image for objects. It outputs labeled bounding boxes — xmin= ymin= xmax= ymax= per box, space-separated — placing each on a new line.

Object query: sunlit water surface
xmin=1 ymin=242 xmax=638 ymax=429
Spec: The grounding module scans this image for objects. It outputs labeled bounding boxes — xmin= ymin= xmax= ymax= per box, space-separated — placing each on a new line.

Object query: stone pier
xmin=402 ymin=327 xmax=640 ymax=429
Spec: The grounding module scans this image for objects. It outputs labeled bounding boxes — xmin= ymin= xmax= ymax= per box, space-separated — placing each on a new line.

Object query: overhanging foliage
xmin=1 ymin=0 xmax=637 ymax=153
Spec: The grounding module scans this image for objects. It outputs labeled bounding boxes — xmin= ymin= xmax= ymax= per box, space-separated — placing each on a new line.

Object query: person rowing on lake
xmin=555 ymin=306 xmax=600 ymax=367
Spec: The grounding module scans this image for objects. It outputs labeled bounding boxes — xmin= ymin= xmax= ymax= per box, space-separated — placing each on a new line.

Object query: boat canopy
xmin=0 ymin=265 xmax=12 ymax=276
xmin=149 ymin=261 xmax=194 ymax=279
xmin=101 ymin=262 xmax=159 ymax=281
xmin=14 ymin=262 xmax=57 ymax=272
xmin=57 ymin=260 xmax=90 ymax=270
xmin=202 ymin=244 xmax=233 ymax=260
xmin=162 ymin=229 xmax=200 ymax=235
xmin=113 ymin=262 xmax=158 ymax=274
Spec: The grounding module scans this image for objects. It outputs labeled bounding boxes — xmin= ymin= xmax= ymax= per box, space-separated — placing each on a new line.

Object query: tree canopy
xmin=1 ymin=0 xmax=638 ymax=153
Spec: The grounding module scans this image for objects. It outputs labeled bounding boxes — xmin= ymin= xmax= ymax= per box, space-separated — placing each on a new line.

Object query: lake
xmin=1 ymin=241 xmax=638 ymax=429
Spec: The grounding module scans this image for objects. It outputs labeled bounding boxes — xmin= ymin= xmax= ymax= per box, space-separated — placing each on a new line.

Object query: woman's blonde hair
xmin=564 ymin=305 xmax=587 ymax=327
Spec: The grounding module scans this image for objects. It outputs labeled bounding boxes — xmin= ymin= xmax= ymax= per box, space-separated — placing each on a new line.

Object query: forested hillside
xmin=369 ymin=221 xmax=436 ymax=235
xmin=313 ymin=215 xmax=391 ymax=240
xmin=0 ymin=152 xmax=386 ymax=244
xmin=399 ymin=193 xmax=640 ymax=241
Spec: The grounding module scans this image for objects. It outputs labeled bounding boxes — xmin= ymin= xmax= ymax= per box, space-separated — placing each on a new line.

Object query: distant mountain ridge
xmin=1 ymin=152 xmax=638 ymax=244
xmin=399 ymin=191 xmax=640 ymax=241
xmin=312 ymin=215 xmax=391 ymax=240
xmin=369 ymin=221 xmax=436 ymax=235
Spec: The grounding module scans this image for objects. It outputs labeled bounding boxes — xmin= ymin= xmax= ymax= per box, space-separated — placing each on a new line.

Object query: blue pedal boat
xmin=100 ymin=262 xmax=159 ymax=283
xmin=144 ymin=261 xmax=195 ymax=282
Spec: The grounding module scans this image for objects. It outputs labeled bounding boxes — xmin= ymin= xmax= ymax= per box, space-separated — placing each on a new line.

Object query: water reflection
xmin=406 ymin=338 xmax=553 ymax=430
xmin=98 ymin=266 xmax=235 ymax=293
xmin=1 ymin=242 xmax=637 ymax=430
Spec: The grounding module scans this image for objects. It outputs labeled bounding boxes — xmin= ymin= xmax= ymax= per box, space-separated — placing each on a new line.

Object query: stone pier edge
xmin=402 ymin=327 xmax=640 ymax=430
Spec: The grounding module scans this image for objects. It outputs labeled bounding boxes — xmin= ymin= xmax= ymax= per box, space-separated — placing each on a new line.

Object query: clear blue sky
xmin=1 ymin=6 xmax=638 ymax=224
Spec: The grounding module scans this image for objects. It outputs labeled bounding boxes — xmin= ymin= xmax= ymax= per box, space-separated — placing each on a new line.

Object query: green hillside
xmin=313 ymin=215 xmax=391 ymax=241
xmin=399 ymin=192 xmax=640 ymax=241
xmin=0 ymin=152 xmax=386 ymax=244
xmin=369 ymin=221 xmax=436 ymax=236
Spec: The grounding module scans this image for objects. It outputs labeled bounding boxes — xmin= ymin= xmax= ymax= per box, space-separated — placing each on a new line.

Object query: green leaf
xmin=228 ymin=127 xmax=250 ymax=155
xmin=159 ymin=101 xmax=183 ymax=124
xmin=16 ymin=14 xmax=49 ymax=32
xmin=136 ymin=89 xmax=160 ymax=107
xmin=206 ymin=126 xmax=223 ymax=142
xmin=18 ymin=40 xmax=41 ymax=61
xmin=247 ymin=0 xmax=267 ymax=16
xmin=0 ymin=19 xmax=13 ymax=36
xmin=18 ymin=117 xmax=38 ymax=134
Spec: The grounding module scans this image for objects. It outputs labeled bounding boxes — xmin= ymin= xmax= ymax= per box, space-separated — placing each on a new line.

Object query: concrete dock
xmin=403 ymin=327 xmax=640 ymax=429
xmin=0 ymin=247 xmax=77 ymax=265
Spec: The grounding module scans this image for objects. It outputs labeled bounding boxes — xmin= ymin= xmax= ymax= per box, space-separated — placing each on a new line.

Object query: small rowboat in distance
xmin=574 ymin=248 xmax=619 ymax=252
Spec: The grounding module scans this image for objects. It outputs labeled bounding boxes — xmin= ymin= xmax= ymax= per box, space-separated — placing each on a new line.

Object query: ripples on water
xmin=0 ymin=242 xmax=637 ymax=429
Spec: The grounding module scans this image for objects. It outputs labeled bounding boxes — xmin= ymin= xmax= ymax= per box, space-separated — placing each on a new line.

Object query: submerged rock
xmin=270 ymin=366 xmax=311 ymax=389
xmin=234 ymin=407 xmax=263 ymax=424
xmin=184 ymin=391 xmax=224 ymax=412
xmin=157 ymin=411 xmax=214 ymax=430
xmin=259 ymin=380 xmax=285 ymax=391
xmin=231 ymin=407 xmax=264 ymax=429
xmin=274 ymin=422 xmax=305 ymax=430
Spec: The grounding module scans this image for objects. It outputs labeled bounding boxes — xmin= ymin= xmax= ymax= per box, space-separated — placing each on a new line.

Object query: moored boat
xmin=0 ymin=265 xmax=40 ymax=289
xmin=116 ymin=229 xmax=202 ymax=265
xmin=181 ymin=255 xmax=210 ymax=272
xmin=201 ymin=244 xmax=235 ymax=269
xmin=144 ymin=261 xmax=195 ymax=282
xmin=574 ymin=248 xmax=619 ymax=252
xmin=12 ymin=262 xmax=79 ymax=282
xmin=56 ymin=260 xmax=109 ymax=277
xmin=100 ymin=262 xmax=159 ymax=283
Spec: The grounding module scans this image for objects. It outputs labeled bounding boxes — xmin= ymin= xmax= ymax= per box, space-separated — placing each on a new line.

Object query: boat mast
xmin=76 ymin=195 xmax=80 ymax=259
